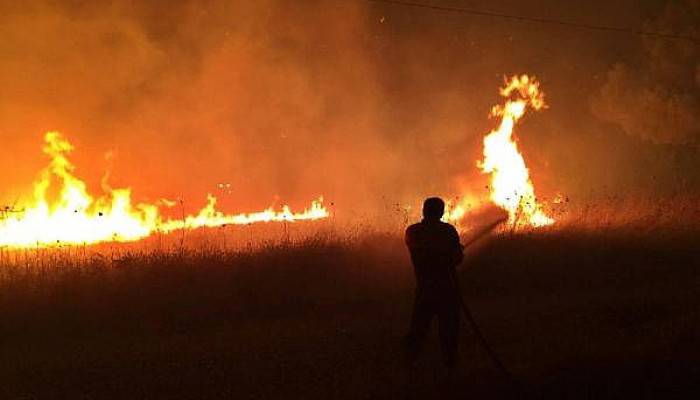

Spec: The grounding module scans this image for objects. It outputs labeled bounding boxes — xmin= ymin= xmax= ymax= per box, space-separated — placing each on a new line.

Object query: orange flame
xmin=0 ymin=132 xmax=329 ymax=248
xmin=479 ymin=75 xmax=553 ymax=227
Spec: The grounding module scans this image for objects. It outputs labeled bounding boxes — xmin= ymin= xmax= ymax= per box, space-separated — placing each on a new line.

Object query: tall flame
xmin=0 ymin=132 xmax=329 ymax=248
xmin=479 ymin=75 xmax=553 ymax=227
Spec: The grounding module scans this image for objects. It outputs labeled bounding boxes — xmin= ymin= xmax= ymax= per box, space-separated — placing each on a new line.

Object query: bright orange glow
xmin=479 ymin=75 xmax=553 ymax=227
xmin=443 ymin=194 xmax=480 ymax=223
xmin=0 ymin=132 xmax=329 ymax=248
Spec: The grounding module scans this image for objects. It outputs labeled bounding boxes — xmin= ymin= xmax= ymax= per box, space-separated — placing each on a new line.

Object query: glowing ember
xmin=479 ymin=74 xmax=553 ymax=227
xmin=0 ymin=132 xmax=329 ymax=248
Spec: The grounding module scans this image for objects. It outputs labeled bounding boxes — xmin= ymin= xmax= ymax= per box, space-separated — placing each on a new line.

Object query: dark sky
xmin=0 ymin=0 xmax=697 ymax=214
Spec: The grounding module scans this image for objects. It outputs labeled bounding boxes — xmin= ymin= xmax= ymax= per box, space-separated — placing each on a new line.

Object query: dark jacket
xmin=405 ymin=218 xmax=463 ymax=291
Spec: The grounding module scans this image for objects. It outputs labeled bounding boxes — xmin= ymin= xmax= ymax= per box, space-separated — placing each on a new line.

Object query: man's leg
xmin=438 ymin=298 xmax=460 ymax=372
xmin=404 ymin=293 xmax=433 ymax=366
xmin=403 ymin=293 xmax=434 ymax=398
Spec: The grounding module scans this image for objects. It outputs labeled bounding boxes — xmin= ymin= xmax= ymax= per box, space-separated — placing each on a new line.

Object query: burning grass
xmin=0 ymin=196 xmax=699 ymax=398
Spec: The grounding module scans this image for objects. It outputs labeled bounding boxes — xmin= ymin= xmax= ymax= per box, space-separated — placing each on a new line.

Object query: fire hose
xmin=450 ymin=217 xmax=518 ymax=383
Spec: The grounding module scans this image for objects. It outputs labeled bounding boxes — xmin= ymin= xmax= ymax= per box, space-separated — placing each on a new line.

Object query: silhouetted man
xmin=404 ymin=197 xmax=464 ymax=376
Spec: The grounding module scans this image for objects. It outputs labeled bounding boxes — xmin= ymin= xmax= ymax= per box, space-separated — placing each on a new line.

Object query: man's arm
xmin=449 ymin=225 xmax=464 ymax=266
xmin=405 ymin=225 xmax=418 ymax=264
xmin=405 ymin=225 xmax=415 ymax=250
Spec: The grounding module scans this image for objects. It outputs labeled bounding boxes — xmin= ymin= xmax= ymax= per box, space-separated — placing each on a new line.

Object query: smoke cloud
xmin=1 ymin=0 xmax=698 ymax=218
xmin=592 ymin=0 xmax=700 ymax=145
xmin=0 ymin=1 xmax=393 ymax=213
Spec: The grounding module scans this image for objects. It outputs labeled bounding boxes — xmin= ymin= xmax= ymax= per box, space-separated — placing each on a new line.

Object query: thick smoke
xmin=1 ymin=0 xmax=699 ymax=218
xmin=0 ymin=1 xmax=392 ymax=213
xmin=592 ymin=0 xmax=700 ymax=145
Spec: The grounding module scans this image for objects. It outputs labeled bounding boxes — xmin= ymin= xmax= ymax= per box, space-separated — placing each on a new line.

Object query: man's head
xmin=422 ymin=197 xmax=445 ymax=220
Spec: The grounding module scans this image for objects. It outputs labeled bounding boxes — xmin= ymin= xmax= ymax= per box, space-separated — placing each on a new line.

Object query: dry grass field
xmin=0 ymin=196 xmax=698 ymax=399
